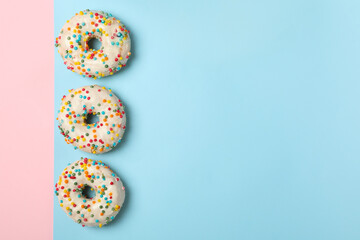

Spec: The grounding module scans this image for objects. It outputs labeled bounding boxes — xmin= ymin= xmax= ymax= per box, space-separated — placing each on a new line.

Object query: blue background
xmin=54 ymin=0 xmax=360 ymax=239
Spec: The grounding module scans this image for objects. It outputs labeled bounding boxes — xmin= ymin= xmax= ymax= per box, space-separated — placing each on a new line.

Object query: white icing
xmin=55 ymin=158 xmax=125 ymax=227
xmin=57 ymin=85 xmax=126 ymax=154
xmin=56 ymin=10 xmax=131 ymax=79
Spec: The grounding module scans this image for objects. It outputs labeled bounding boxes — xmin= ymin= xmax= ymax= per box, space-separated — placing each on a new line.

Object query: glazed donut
xmin=55 ymin=10 xmax=131 ymax=79
xmin=55 ymin=158 xmax=125 ymax=227
xmin=57 ymin=85 xmax=126 ymax=154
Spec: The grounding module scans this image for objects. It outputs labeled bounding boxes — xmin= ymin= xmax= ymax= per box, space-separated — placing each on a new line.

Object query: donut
xmin=57 ymin=85 xmax=126 ymax=154
xmin=55 ymin=10 xmax=131 ymax=79
xmin=55 ymin=158 xmax=125 ymax=227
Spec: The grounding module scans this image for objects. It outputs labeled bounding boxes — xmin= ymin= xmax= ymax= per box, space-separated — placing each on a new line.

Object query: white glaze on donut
xmin=55 ymin=158 xmax=125 ymax=227
xmin=55 ymin=10 xmax=131 ymax=79
xmin=57 ymin=85 xmax=126 ymax=154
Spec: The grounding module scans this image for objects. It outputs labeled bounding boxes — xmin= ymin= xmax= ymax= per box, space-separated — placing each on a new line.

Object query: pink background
xmin=0 ymin=1 xmax=53 ymax=239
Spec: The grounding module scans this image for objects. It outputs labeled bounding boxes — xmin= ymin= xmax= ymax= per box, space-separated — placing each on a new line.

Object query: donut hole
xmin=87 ymin=38 xmax=102 ymax=51
xmin=82 ymin=185 xmax=96 ymax=199
xmin=85 ymin=114 xmax=99 ymax=125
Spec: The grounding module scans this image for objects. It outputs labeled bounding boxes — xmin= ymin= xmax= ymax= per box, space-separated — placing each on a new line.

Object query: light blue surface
xmin=54 ymin=1 xmax=360 ymax=239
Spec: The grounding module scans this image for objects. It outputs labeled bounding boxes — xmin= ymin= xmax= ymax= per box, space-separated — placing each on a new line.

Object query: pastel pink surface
xmin=0 ymin=1 xmax=53 ymax=239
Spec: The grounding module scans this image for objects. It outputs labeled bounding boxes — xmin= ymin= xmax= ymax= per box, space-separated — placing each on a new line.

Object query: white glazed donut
xmin=55 ymin=158 xmax=125 ymax=227
xmin=55 ymin=9 xmax=131 ymax=79
xmin=57 ymin=85 xmax=126 ymax=154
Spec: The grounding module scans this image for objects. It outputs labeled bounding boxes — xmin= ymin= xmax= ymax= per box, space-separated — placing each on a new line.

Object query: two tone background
xmin=1 ymin=0 xmax=360 ymax=239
